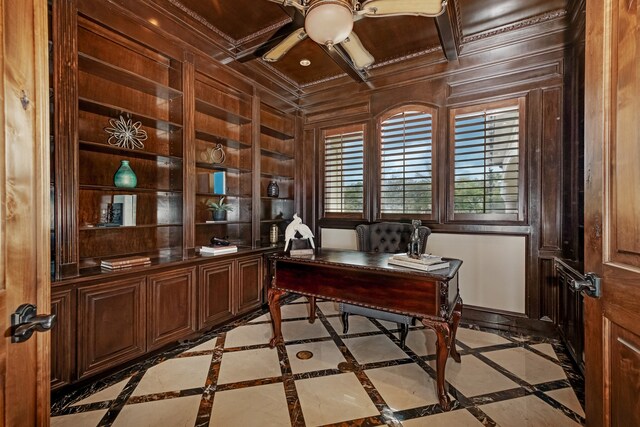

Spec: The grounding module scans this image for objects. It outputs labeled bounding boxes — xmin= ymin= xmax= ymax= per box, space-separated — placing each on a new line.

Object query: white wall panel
xmin=320 ymin=228 xmax=526 ymax=314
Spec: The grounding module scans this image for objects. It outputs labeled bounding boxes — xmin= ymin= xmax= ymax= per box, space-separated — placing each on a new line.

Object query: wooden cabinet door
xmin=50 ymin=288 xmax=74 ymax=390
xmin=585 ymin=0 xmax=640 ymax=425
xmin=147 ymin=268 xmax=197 ymax=350
xmin=198 ymin=261 xmax=234 ymax=329
xmin=237 ymin=256 xmax=263 ymax=314
xmin=77 ymin=278 xmax=146 ymax=380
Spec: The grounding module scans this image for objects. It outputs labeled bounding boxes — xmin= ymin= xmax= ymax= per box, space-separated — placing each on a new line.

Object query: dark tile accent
xmin=51 ymin=302 xmax=586 ymax=427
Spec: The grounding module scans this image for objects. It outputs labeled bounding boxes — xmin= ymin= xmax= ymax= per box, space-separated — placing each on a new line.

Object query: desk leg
xmin=307 ymin=296 xmax=316 ymax=324
xmin=422 ymin=319 xmax=452 ymax=411
xmin=268 ymin=288 xmax=285 ymax=348
xmin=449 ymin=300 xmax=463 ymax=363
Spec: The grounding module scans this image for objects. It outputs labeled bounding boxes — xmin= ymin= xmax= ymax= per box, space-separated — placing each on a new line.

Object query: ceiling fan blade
xmin=236 ymin=1 xmax=306 ymax=62
xmin=360 ymin=0 xmax=446 ymax=17
xmin=320 ymin=44 xmax=369 ymax=83
xmin=340 ymin=32 xmax=374 ymax=70
xmin=262 ymin=28 xmax=308 ymax=62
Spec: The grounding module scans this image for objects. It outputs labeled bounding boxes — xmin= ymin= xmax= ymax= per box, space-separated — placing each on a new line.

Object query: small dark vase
xmin=212 ymin=210 xmax=227 ymax=221
xmin=267 ymin=180 xmax=279 ymax=198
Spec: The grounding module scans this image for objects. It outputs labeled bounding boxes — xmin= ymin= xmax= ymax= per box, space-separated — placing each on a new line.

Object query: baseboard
xmin=462 ymin=305 xmax=557 ymax=337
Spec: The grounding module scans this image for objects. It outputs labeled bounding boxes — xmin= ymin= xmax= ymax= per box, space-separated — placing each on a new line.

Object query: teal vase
xmin=114 ymin=160 xmax=137 ymax=188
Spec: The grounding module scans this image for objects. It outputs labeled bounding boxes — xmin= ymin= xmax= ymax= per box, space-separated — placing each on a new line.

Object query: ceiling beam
xmin=434 ymin=7 xmax=459 ymax=60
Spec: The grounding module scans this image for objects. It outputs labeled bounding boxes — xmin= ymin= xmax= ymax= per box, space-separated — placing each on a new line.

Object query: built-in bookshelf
xmin=259 ymin=104 xmax=295 ymax=243
xmin=50 ymin=17 xmax=297 ymax=279
xmin=193 ymin=70 xmax=253 ymax=248
xmin=75 ymin=19 xmax=184 ymax=271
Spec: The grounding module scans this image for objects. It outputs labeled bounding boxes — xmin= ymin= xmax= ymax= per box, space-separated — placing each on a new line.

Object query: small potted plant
xmin=207 ymin=196 xmax=233 ymax=221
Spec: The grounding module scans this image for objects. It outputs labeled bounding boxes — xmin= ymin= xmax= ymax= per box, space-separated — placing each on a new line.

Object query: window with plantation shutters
xmin=450 ymin=98 xmax=525 ymax=221
xmin=379 ymin=107 xmax=435 ymax=218
xmin=322 ymin=124 xmax=365 ymax=216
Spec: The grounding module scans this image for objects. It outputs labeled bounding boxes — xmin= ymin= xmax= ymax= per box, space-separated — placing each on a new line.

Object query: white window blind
xmin=453 ymin=103 xmax=521 ymax=215
xmin=323 ymin=126 xmax=364 ymax=214
xmin=379 ymin=109 xmax=433 ymax=215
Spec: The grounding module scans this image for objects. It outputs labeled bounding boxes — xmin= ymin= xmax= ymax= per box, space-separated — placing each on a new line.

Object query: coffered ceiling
xmin=161 ymin=0 xmax=569 ymax=88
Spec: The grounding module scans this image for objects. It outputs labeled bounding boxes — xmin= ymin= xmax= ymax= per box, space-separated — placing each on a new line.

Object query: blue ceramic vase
xmin=114 ymin=160 xmax=137 ymax=188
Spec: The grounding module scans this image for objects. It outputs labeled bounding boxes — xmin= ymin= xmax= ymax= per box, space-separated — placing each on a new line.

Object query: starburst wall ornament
xmin=105 ymin=115 xmax=148 ymax=150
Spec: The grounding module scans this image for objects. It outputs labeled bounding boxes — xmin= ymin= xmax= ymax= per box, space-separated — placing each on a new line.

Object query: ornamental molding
xmin=461 ymin=8 xmax=568 ymax=44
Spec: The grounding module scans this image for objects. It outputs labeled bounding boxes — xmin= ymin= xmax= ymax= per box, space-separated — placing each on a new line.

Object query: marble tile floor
xmin=51 ymin=298 xmax=585 ymax=426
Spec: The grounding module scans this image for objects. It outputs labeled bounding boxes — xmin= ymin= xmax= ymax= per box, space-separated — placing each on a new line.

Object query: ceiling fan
xmin=240 ymin=0 xmax=448 ymax=82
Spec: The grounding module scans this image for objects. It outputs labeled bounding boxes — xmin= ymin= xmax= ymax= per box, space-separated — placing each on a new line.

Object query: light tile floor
xmin=51 ymin=298 xmax=585 ymax=426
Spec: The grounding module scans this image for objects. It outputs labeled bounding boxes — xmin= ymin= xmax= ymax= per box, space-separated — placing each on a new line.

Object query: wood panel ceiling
xmin=165 ymin=0 xmax=569 ymax=89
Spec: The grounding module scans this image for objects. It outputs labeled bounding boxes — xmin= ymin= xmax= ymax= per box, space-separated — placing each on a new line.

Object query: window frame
xmin=376 ymin=104 xmax=437 ymax=222
xmin=447 ymin=97 xmax=527 ymax=224
xmin=319 ymin=122 xmax=368 ymax=221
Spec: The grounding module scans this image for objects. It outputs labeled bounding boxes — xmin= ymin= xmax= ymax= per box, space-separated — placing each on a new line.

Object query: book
xmin=110 ymin=202 xmax=123 ymax=225
xmin=391 ymin=253 xmax=445 ymax=265
xmin=101 ymin=255 xmax=151 ymax=268
xmin=289 ymin=248 xmax=315 ymax=256
xmin=388 ymin=257 xmax=450 ymax=272
xmin=101 ymin=261 xmax=151 ymax=270
xmin=199 ymin=245 xmax=238 ymax=255
xmin=197 ymin=171 xmax=226 ymax=195
xmin=213 ymin=171 xmax=226 ymax=195
xmin=113 ymin=195 xmax=137 ymax=226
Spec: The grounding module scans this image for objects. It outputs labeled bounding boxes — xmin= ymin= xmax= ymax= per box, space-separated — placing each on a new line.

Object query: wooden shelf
xmin=260 ymin=219 xmax=290 ymax=223
xmin=196 ymin=162 xmax=252 ymax=174
xmin=78 ymin=53 xmax=182 ymax=100
xmin=196 ymin=98 xmax=251 ymax=125
xmin=261 ymin=196 xmax=294 ymax=201
xmin=79 ymin=184 xmax=182 ymax=194
xmin=195 ymin=130 xmax=251 ymax=149
xmin=261 ymin=172 xmax=294 ymax=180
xmin=79 ymin=97 xmax=183 ymax=133
xmin=260 ymin=147 xmax=294 ymax=160
xmin=197 ymin=193 xmax=251 ymax=198
xmin=80 ymin=223 xmax=182 ymax=231
xmin=196 ymin=221 xmax=252 ymax=226
xmin=79 ymin=140 xmax=183 ymax=163
xmin=260 ymin=124 xmax=294 ymax=141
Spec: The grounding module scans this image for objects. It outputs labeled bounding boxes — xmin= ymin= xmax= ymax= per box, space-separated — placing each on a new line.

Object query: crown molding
xmin=461 ymin=9 xmax=568 ymax=44
xmin=166 ymin=0 xmax=234 ymax=43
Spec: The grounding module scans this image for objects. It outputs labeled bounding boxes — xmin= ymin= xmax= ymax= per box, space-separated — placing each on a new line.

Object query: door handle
xmin=571 ymin=272 xmax=601 ymax=298
xmin=11 ymin=304 xmax=56 ymax=343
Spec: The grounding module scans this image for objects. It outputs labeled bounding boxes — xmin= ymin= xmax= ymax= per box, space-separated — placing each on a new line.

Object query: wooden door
xmin=584 ymin=0 xmax=640 ymax=425
xmin=237 ymin=256 xmax=263 ymax=314
xmin=198 ymin=261 xmax=234 ymax=329
xmin=77 ymin=278 xmax=146 ymax=380
xmin=147 ymin=268 xmax=197 ymax=350
xmin=0 ymin=0 xmax=52 ymax=425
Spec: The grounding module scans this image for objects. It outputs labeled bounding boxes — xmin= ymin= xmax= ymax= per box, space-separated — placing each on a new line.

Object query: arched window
xmin=378 ymin=105 xmax=436 ymax=219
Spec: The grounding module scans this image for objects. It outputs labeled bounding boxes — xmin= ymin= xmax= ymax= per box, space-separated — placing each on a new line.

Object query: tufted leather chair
xmin=339 ymin=222 xmax=431 ymax=347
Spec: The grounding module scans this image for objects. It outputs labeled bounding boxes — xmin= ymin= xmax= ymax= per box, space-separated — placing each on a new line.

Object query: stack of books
xmin=199 ymin=245 xmax=238 ymax=256
xmin=387 ymin=253 xmax=450 ymax=272
xmin=289 ymin=248 xmax=314 ymax=256
xmin=101 ymin=255 xmax=151 ymax=270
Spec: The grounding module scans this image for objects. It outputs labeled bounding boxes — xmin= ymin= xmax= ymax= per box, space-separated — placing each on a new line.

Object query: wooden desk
xmin=267 ymin=249 xmax=463 ymax=411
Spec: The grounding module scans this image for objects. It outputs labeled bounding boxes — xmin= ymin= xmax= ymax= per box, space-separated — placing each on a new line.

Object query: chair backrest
xmin=356 ymin=222 xmax=431 ymax=254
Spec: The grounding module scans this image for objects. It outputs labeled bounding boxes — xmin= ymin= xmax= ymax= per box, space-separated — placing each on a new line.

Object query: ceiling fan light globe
xmin=305 ymin=1 xmax=354 ymax=45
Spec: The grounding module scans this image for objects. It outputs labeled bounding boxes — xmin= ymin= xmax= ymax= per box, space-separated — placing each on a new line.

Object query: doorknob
xmin=571 ymin=272 xmax=601 ymax=298
xmin=11 ymin=304 xmax=56 ymax=343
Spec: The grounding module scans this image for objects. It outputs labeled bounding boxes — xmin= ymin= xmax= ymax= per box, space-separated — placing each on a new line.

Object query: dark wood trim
xmin=461 ymin=304 xmax=556 ymax=336
xmin=182 ymin=51 xmax=196 ymax=257
xmin=53 ymin=0 xmax=79 ymax=278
